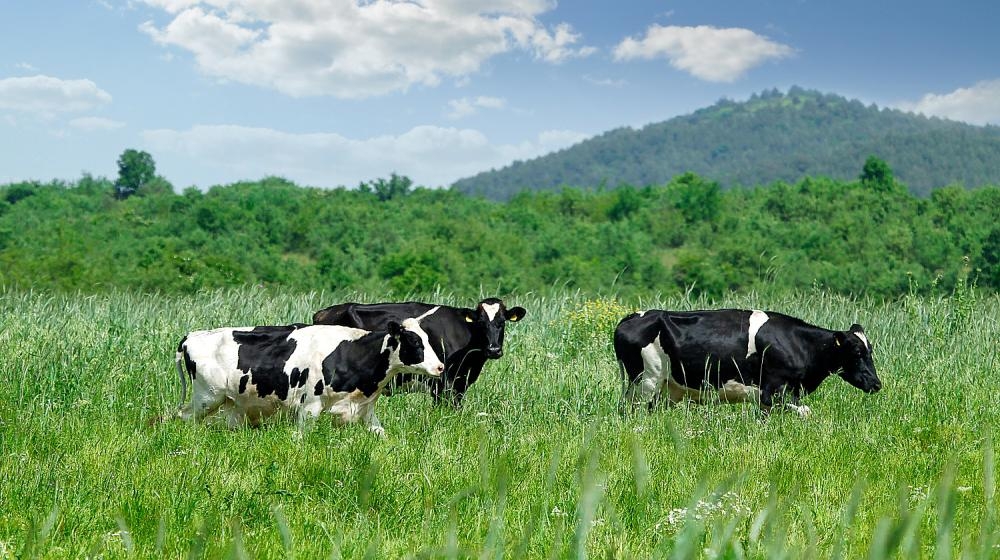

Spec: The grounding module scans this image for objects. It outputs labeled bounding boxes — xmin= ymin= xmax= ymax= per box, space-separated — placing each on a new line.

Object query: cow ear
xmin=505 ymin=306 xmax=526 ymax=322
xmin=461 ymin=308 xmax=476 ymax=323
xmin=387 ymin=321 xmax=403 ymax=336
xmin=850 ymin=323 xmax=864 ymax=333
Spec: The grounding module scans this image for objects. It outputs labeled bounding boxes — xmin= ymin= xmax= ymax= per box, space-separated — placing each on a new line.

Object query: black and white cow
xmin=312 ymin=298 xmax=526 ymax=406
xmin=175 ymin=314 xmax=445 ymax=435
xmin=614 ymin=309 xmax=881 ymax=416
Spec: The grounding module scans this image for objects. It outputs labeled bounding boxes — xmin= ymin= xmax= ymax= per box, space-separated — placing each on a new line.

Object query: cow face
xmin=387 ymin=319 xmax=445 ymax=377
xmin=460 ymin=298 xmax=527 ymax=359
xmin=834 ymin=324 xmax=881 ymax=393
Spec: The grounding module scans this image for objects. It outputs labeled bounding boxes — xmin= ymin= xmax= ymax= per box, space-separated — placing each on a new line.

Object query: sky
xmin=1 ymin=0 xmax=998 ymax=190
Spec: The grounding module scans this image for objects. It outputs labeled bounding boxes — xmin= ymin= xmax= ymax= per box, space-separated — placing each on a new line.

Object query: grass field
xmin=1 ymin=286 xmax=999 ymax=558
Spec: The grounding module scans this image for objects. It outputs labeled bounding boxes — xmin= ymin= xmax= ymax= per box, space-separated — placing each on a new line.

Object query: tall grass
xmin=1 ymin=287 xmax=998 ymax=558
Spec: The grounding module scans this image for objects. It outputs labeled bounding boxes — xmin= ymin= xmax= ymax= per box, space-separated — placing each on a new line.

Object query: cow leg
xmin=361 ymin=405 xmax=386 ymax=438
xmin=622 ymin=363 xmax=669 ymax=411
xmin=177 ymin=389 xmax=226 ymax=422
xmin=782 ymin=390 xmax=811 ymax=418
xmin=294 ymin=401 xmax=324 ymax=438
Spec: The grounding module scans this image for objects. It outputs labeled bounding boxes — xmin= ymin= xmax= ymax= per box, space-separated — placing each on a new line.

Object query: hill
xmin=452 ymin=87 xmax=1000 ymax=199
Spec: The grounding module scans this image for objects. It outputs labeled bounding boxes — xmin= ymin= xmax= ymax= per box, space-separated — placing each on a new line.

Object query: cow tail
xmin=175 ymin=337 xmax=188 ymax=408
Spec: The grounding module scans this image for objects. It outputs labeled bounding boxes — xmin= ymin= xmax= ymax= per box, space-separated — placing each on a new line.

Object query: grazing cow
xmin=312 ymin=298 xmax=526 ymax=406
xmin=614 ymin=309 xmax=881 ymax=416
xmin=175 ymin=314 xmax=445 ymax=436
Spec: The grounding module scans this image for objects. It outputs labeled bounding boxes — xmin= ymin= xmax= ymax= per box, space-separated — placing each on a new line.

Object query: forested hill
xmin=452 ymin=87 xmax=1000 ymax=200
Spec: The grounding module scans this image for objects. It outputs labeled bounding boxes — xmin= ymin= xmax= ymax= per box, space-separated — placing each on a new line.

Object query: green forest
xmin=2 ymin=157 xmax=999 ymax=299
xmin=454 ymin=88 xmax=1000 ymax=200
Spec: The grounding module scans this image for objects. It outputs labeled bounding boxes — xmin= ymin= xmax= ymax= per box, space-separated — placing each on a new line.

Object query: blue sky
xmin=1 ymin=0 xmax=998 ymax=190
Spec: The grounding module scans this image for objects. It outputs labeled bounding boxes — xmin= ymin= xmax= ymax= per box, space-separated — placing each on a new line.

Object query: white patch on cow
xmin=482 ymin=302 xmax=500 ymax=321
xmin=623 ymin=335 xmax=671 ymax=405
xmin=415 ymin=305 xmax=441 ymax=322
xmin=746 ymin=310 xmax=769 ymax=358
xmin=636 ymin=310 xmax=646 ymax=317
xmin=854 ymin=332 xmax=870 ymax=349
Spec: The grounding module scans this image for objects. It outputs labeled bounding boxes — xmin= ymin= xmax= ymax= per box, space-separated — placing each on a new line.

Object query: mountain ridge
xmin=452 ymin=87 xmax=1000 ymax=199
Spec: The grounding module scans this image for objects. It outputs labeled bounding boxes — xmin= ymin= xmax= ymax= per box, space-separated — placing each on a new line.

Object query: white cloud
xmin=0 ymin=75 xmax=112 ymax=114
xmin=69 ymin=116 xmax=126 ymax=130
xmin=142 ymin=123 xmax=588 ymax=188
xmin=613 ymin=25 xmax=794 ymax=82
xmin=14 ymin=62 xmax=38 ymax=72
xmin=896 ymin=80 xmax=1000 ymax=126
xmin=138 ymin=0 xmax=594 ymax=98
xmin=447 ymin=95 xmax=507 ymax=119
xmin=583 ymin=74 xmax=626 ymax=87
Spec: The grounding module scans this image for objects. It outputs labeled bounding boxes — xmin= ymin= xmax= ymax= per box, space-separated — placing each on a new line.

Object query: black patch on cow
xmin=314 ymin=379 xmax=324 ymax=396
xmin=232 ymin=326 xmax=298 ymax=401
xmin=299 ymin=393 xmax=307 ymax=404
xmin=397 ymin=330 xmax=424 ymax=365
xmin=321 ymin=332 xmax=392 ymax=397
xmin=238 ymin=374 xmax=249 ymax=394
xmin=178 ymin=336 xmax=199 ymax=380
xmin=289 ymin=367 xmax=309 ymax=389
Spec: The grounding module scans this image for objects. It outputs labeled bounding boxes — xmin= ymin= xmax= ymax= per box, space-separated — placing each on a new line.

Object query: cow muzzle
xmin=486 ymin=346 xmax=503 ymax=358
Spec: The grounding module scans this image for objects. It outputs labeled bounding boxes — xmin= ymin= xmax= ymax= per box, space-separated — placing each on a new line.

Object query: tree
xmin=115 ymin=149 xmax=156 ymax=199
xmin=359 ymin=173 xmax=413 ymax=202
xmin=859 ymin=155 xmax=895 ymax=192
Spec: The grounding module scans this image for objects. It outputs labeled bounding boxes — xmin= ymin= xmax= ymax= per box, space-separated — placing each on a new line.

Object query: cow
xmin=312 ymin=298 xmax=526 ymax=406
xmin=614 ymin=309 xmax=881 ymax=417
xmin=174 ymin=313 xmax=445 ymax=436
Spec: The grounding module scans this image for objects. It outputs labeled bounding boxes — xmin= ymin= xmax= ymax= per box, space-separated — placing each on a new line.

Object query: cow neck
xmin=801 ymin=330 xmax=843 ymax=393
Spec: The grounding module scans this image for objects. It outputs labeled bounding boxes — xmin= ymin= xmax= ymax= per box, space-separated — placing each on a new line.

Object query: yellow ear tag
xmin=835 ymin=339 xmax=841 ymax=346
xmin=465 ymin=316 xmax=474 ymax=323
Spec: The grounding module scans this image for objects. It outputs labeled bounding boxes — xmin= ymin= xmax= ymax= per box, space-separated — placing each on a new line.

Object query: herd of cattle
xmin=174 ymin=298 xmax=881 ymax=435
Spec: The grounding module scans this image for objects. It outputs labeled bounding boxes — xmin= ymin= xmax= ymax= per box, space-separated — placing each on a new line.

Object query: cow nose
xmin=872 ymin=380 xmax=882 ymax=393
xmin=487 ymin=346 xmax=503 ymax=358
xmin=435 ymin=363 xmax=445 ymax=374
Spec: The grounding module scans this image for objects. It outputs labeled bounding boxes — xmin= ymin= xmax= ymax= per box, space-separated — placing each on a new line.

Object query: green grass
xmin=1 ymin=287 xmax=999 ymax=558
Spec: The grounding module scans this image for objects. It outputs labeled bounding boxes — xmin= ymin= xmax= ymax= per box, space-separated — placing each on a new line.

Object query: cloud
xmin=69 ymin=116 xmax=126 ymax=130
xmin=446 ymin=96 xmax=507 ymax=119
xmin=583 ymin=74 xmax=626 ymax=87
xmin=14 ymin=62 xmax=38 ymax=72
xmin=0 ymin=75 xmax=112 ymax=114
xmin=138 ymin=0 xmax=594 ymax=98
xmin=142 ymin=123 xmax=588 ymax=188
xmin=613 ymin=25 xmax=794 ymax=82
xmin=896 ymin=80 xmax=1000 ymax=126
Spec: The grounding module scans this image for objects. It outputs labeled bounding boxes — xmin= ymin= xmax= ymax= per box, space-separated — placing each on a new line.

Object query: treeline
xmin=454 ymin=87 xmax=1000 ymax=200
xmin=2 ymin=168 xmax=999 ymax=298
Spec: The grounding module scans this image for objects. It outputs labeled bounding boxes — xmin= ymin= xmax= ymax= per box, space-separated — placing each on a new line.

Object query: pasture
xmin=1 ymin=287 xmax=998 ymax=558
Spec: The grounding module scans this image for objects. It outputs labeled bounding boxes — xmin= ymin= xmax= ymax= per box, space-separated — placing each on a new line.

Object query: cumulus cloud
xmin=896 ymin=80 xmax=1000 ymax=126
xmin=138 ymin=0 xmax=594 ymax=98
xmin=69 ymin=116 xmax=126 ymax=130
xmin=613 ymin=25 xmax=794 ymax=82
xmin=446 ymin=96 xmax=507 ymax=119
xmin=0 ymin=75 xmax=112 ymax=114
xmin=142 ymin=123 xmax=588 ymax=187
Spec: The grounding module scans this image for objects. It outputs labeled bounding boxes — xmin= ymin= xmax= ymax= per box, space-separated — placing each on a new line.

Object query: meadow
xmin=1 ymin=286 xmax=998 ymax=558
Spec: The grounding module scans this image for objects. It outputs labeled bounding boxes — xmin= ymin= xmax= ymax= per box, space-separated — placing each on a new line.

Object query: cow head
xmin=386 ymin=319 xmax=445 ymax=377
xmin=460 ymin=298 xmax=527 ymax=359
xmin=834 ymin=324 xmax=881 ymax=393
